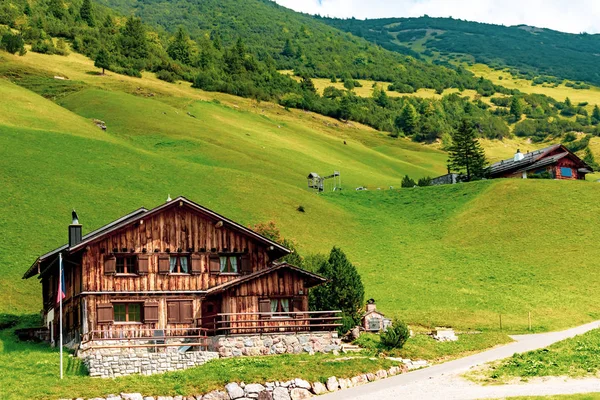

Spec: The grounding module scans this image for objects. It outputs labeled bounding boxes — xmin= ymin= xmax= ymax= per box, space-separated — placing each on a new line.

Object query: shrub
xmin=401 ymin=175 xmax=416 ymax=188
xmin=0 ymin=314 xmax=19 ymax=330
xmin=296 ymin=205 xmax=305 ymax=213
xmin=1 ymin=32 xmax=25 ymax=55
xmin=380 ymin=320 xmax=410 ymax=349
xmin=31 ymin=39 xmax=56 ymax=54
xmin=156 ymin=69 xmax=177 ymax=83
xmin=417 ymin=177 xmax=432 ymax=187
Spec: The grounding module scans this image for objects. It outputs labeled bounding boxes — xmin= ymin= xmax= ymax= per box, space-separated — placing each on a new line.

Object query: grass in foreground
xmin=476 ymin=329 xmax=600 ymax=383
xmin=355 ymin=331 xmax=512 ymax=363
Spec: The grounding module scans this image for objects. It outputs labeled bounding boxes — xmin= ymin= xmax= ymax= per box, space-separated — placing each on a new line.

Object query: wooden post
xmin=499 ymin=313 xmax=503 ymax=331
xmin=528 ymin=312 xmax=532 ymax=331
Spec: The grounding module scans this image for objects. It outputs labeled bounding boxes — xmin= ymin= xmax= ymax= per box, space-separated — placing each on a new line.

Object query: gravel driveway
xmin=320 ymin=320 xmax=600 ymax=400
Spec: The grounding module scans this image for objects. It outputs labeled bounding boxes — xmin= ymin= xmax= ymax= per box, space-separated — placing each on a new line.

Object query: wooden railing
xmin=81 ymin=327 xmax=209 ymax=350
xmin=197 ymin=310 xmax=343 ymax=336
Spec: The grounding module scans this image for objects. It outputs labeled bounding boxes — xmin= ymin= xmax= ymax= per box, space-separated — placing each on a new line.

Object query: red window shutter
xmin=167 ymin=301 xmax=179 ymax=324
xmin=259 ymin=299 xmax=271 ymax=316
xmin=181 ymin=301 xmax=194 ymax=324
xmin=158 ymin=254 xmax=170 ymax=274
xmin=190 ymin=254 xmax=202 ymax=275
xmin=240 ymin=254 xmax=251 ymax=275
xmin=143 ymin=302 xmax=159 ymax=323
xmin=137 ymin=254 xmax=149 ymax=274
xmin=97 ymin=303 xmax=113 ymax=324
xmin=104 ymin=255 xmax=116 ymax=275
xmin=209 ymin=255 xmax=220 ymax=274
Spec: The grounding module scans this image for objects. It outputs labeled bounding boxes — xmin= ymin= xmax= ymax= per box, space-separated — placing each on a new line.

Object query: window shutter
xmin=181 ymin=301 xmax=194 ymax=324
xmin=259 ymin=299 xmax=271 ymax=317
xmin=97 ymin=303 xmax=113 ymax=324
xmin=104 ymin=255 xmax=116 ymax=275
xmin=138 ymin=254 xmax=149 ymax=275
xmin=167 ymin=301 xmax=179 ymax=324
xmin=144 ymin=302 xmax=159 ymax=323
xmin=240 ymin=254 xmax=252 ymax=275
xmin=190 ymin=254 xmax=202 ymax=275
xmin=158 ymin=254 xmax=170 ymax=274
xmin=292 ymin=297 xmax=304 ymax=312
xmin=209 ymin=255 xmax=220 ymax=274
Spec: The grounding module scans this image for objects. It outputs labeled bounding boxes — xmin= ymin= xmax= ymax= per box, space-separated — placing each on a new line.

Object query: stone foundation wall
xmin=208 ymin=331 xmax=341 ymax=357
xmin=83 ymin=348 xmax=219 ymax=378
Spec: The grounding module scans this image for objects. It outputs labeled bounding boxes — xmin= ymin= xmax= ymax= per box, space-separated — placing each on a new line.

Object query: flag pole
xmin=59 ymin=252 xmax=63 ymax=380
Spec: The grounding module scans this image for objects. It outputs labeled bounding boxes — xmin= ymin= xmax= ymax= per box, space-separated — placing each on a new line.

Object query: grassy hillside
xmin=3 ymin=49 xmax=600 ymax=335
xmin=321 ymin=16 xmax=600 ymax=87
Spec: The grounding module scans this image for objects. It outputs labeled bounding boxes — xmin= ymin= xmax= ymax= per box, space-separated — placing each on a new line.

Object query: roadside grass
xmin=473 ymin=329 xmax=600 ymax=384
xmin=354 ymin=331 xmax=512 ymax=363
xmin=0 ymin=319 xmax=398 ymax=400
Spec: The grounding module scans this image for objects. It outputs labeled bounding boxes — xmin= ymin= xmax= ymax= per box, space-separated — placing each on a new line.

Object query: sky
xmin=274 ymin=0 xmax=600 ymax=34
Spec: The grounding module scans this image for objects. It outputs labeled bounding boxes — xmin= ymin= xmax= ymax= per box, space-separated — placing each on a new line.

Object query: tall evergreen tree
xmin=510 ymin=96 xmax=523 ymax=121
xmin=395 ymin=103 xmax=419 ymax=136
xmin=447 ymin=119 xmax=487 ymax=181
xmin=79 ymin=0 xmax=95 ymax=27
xmin=592 ymin=105 xmax=600 ymax=125
xmin=48 ymin=0 xmax=65 ymax=19
xmin=167 ymin=27 xmax=191 ymax=64
xmin=94 ymin=48 xmax=110 ymax=74
xmin=281 ymin=38 xmax=295 ymax=57
xmin=310 ymin=247 xmax=364 ymax=326
xmin=119 ymin=17 xmax=148 ymax=61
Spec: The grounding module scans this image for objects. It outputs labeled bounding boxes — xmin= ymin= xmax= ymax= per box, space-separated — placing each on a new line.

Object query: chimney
xmin=366 ymin=298 xmax=377 ymax=312
xmin=69 ymin=209 xmax=82 ymax=248
xmin=514 ymin=149 xmax=524 ymax=162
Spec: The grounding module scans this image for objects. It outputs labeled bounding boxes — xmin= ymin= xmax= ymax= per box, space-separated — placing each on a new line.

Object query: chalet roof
xmin=24 ymin=196 xmax=291 ymax=279
xmin=488 ymin=144 xmax=592 ymax=176
xmin=205 ymin=262 xmax=327 ymax=295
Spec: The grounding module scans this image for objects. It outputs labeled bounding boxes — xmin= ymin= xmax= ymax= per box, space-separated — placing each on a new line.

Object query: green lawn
xmin=478 ymin=329 xmax=600 ymax=383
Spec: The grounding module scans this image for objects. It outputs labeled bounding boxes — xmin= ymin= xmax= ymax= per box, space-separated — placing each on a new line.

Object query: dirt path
xmin=321 ymin=320 xmax=600 ymax=400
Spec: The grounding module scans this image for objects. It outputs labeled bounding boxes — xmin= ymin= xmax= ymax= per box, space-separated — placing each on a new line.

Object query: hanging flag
xmin=56 ymin=257 xmax=65 ymax=304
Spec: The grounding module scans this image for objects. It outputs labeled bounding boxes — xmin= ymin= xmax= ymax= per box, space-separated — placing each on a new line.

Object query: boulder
xmin=202 ymin=391 xmax=229 ymax=400
xmin=350 ymin=375 xmax=368 ymax=386
xmin=293 ymin=379 xmax=311 ymax=390
xmin=245 ymin=384 xmax=266 ymax=398
xmin=366 ymin=373 xmax=377 ymax=382
xmin=325 ymin=377 xmax=338 ymax=392
xmin=272 ymin=387 xmax=291 ymax=400
xmin=289 ymin=388 xmax=312 ymax=400
xmin=121 ymin=394 xmax=144 ymax=400
xmin=258 ymin=391 xmax=273 ymax=400
xmin=338 ymin=378 xmax=350 ymax=390
xmin=226 ymin=383 xmax=245 ymax=400
xmin=376 ymin=369 xmax=388 ymax=380
xmin=311 ymin=382 xmax=327 ymax=395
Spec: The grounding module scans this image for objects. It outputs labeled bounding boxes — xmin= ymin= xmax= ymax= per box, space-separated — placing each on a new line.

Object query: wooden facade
xmin=24 ymin=197 xmax=330 ymax=345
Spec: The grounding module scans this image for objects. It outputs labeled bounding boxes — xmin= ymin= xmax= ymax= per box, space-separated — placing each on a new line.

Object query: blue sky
xmin=274 ymin=0 xmax=600 ymax=34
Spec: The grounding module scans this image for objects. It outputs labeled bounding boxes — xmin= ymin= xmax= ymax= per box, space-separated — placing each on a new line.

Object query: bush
xmin=156 ymin=69 xmax=177 ymax=83
xmin=380 ymin=320 xmax=410 ymax=349
xmin=0 ymin=314 xmax=19 ymax=330
xmin=417 ymin=177 xmax=432 ymax=187
xmin=296 ymin=205 xmax=305 ymax=213
xmin=1 ymin=32 xmax=25 ymax=55
xmin=401 ymin=175 xmax=416 ymax=188
xmin=31 ymin=39 xmax=56 ymax=54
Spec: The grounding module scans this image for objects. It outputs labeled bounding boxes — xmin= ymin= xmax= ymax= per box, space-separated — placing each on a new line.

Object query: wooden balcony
xmin=197 ymin=310 xmax=343 ymax=336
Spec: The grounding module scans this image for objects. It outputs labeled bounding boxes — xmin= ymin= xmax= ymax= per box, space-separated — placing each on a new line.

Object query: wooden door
xmin=201 ymin=299 xmax=221 ymax=335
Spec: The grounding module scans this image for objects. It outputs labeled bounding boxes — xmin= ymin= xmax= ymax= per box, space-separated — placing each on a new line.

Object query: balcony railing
xmin=197 ymin=310 xmax=343 ymax=336
xmin=81 ymin=327 xmax=209 ymax=350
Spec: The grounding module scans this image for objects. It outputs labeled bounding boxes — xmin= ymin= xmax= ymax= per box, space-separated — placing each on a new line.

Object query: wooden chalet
xmin=23 ymin=197 xmax=340 ymax=349
xmin=488 ymin=145 xmax=593 ymax=180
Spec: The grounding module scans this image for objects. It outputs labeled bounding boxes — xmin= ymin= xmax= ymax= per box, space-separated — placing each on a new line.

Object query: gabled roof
xmin=24 ymin=196 xmax=291 ymax=279
xmin=205 ymin=262 xmax=327 ymax=296
xmin=488 ymin=144 xmax=592 ymax=176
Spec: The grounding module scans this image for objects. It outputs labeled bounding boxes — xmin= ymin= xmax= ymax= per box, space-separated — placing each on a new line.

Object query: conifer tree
xmin=94 ymin=48 xmax=110 ymax=74
xmin=592 ymin=105 xmax=600 ymax=125
xmin=395 ymin=103 xmax=419 ymax=136
xmin=510 ymin=96 xmax=523 ymax=121
xmin=447 ymin=119 xmax=487 ymax=181
xmin=281 ymin=38 xmax=294 ymax=57
xmin=167 ymin=27 xmax=191 ymax=64
xmin=79 ymin=0 xmax=95 ymax=27
xmin=119 ymin=17 xmax=148 ymax=61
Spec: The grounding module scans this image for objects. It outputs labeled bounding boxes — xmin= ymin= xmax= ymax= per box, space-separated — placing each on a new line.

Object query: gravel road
xmin=320 ymin=320 xmax=600 ymax=400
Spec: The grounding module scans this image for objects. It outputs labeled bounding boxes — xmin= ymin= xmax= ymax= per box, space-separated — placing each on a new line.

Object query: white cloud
xmin=274 ymin=0 xmax=600 ymax=34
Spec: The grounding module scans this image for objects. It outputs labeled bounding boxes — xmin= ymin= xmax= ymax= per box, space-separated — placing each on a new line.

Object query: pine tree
xmin=48 ymin=0 xmax=65 ymax=19
xmin=79 ymin=0 xmax=95 ymax=27
xmin=310 ymin=247 xmax=364 ymax=325
xmin=401 ymin=175 xmax=416 ymax=188
xmin=447 ymin=119 xmax=487 ymax=181
xmin=592 ymin=105 xmax=600 ymax=125
xmin=395 ymin=103 xmax=419 ymax=136
xmin=119 ymin=17 xmax=148 ymax=62
xmin=94 ymin=48 xmax=110 ymax=74
xmin=167 ymin=27 xmax=191 ymax=64
xmin=510 ymin=96 xmax=523 ymax=121
xmin=23 ymin=2 xmax=31 ymax=16
xmin=281 ymin=38 xmax=294 ymax=57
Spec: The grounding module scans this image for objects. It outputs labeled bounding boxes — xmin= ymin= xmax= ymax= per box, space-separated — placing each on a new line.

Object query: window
xmin=167 ymin=300 xmax=194 ymax=324
xmin=169 ymin=255 xmax=189 ymax=273
xmin=560 ymin=167 xmax=573 ymax=177
xmin=116 ymin=255 xmax=138 ymax=274
xmin=270 ymin=298 xmax=290 ymax=317
xmin=219 ymin=256 xmax=239 ymax=274
xmin=113 ymin=303 xmax=142 ymax=323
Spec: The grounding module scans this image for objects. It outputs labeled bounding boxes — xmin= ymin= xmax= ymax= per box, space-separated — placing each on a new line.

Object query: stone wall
xmin=208 ymin=331 xmax=341 ymax=357
xmin=84 ymin=348 xmax=219 ymax=378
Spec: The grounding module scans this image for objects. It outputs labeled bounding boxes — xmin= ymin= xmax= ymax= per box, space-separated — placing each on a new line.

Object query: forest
xmin=321 ymin=16 xmax=600 ymax=87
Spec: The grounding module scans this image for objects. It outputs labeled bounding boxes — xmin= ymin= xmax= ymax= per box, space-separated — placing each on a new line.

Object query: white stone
xmin=325 ymin=377 xmax=338 ymax=392
xmin=122 ymin=393 xmax=144 ymax=400
xmin=202 ymin=391 xmax=229 ymax=400
xmin=311 ymin=382 xmax=327 ymax=395
xmin=226 ymin=382 xmax=245 ymax=399
xmin=293 ymin=379 xmax=311 ymax=390
xmin=272 ymin=387 xmax=291 ymax=400
xmin=245 ymin=384 xmax=266 ymax=395
xmin=289 ymin=388 xmax=312 ymax=400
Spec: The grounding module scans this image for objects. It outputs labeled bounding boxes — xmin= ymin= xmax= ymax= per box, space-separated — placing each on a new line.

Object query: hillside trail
xmin=321 ymin=320 xmax=600 ymax=400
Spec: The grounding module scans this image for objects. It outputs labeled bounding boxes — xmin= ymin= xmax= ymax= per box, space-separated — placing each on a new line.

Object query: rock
xmin=293 ymin=379 xmax=311 ymax=390
xmin=388 ymin=366 xmax=401 ymax=376
xmin=107 ymin=395 xmax=123 ymax=400
xmin=121 ymin=394 xmax=144 ymax=400
xmin=144 ymin=397 xmax=156 ymax=400
xmin=376 ymin=369 xmax=388 ymax=379
xmin=366 ymin=373 xmax=377 ymax=382
xmin=350 ymin=374 xmax=368 ymax=386
xmin=245 ymin=383 xmax=266 ymax=397
xmin=311 ymin=382 xmax=327 ymax=395
xmin=157 ymin=397 xmax=172 ymax=400
xmin=289 ymin=388 xmax=312 ymax=400
xmin=174 ymin=397 xmax=183 ymax=400
xmin=338 ymin=378 xmax=350 ymax=390
xmin=226 ymin=382 xmax=245 ymax=399
xmin=202 ymin=391 xmax=229 ymax=400
xmin=258 ymin=391 xmax=273 ymax=400
xmin=325 ymin=376 xmax=338 ymax=392
xmin=272 ymin=387 xmax=291 ymax=400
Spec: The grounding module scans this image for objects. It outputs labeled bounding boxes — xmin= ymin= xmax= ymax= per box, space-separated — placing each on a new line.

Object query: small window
xmin=270 ymin=298 xmax=290 ymax=317
xmin=219 ymin=256 xmax=239 ymax=274
xmin=560 ymin=167 xmax=573 ymax=177
xmin=114 ymin=303 xmax=142 ymax=323
xmin=116 ymin=255 xmax=138 ymax=274
xmin=170 ymin=255 xmax=189 ymax=273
